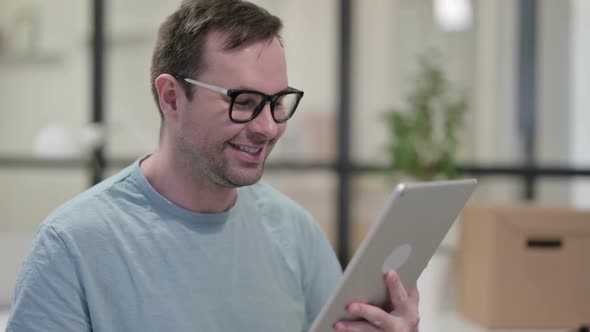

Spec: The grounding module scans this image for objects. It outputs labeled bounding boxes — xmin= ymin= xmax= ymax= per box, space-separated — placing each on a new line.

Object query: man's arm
xmin=6 ymin=225 xmax=91 ymax=332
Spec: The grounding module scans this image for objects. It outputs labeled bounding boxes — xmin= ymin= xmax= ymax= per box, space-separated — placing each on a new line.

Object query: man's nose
xmin=247 ymin=102 xmax=279 ymax=139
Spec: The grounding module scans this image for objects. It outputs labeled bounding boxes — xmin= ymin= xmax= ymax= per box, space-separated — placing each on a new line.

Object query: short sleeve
xmin=6 ymin=225 xmax=91 ymax=332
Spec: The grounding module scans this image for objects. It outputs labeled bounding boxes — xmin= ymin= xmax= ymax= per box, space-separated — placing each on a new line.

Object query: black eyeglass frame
xmin=174 ymin=75 xmax=304 ymax=124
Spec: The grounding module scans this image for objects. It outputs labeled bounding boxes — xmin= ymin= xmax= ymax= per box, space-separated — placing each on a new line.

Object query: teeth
xmin=237 ymin=145 xmax=260 ymax=154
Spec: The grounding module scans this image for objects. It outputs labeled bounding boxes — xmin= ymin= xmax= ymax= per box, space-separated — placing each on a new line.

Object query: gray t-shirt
xmin=7 ymin=159 xmax=342 ymax=332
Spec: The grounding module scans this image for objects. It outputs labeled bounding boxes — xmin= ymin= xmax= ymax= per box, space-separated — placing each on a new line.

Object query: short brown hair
xmin=150 ymin=0 xmax=283 ymax=119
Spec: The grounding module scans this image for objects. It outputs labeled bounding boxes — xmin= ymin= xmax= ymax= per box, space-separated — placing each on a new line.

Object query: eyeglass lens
xmin=231 ymin=92 xmax=299 ymax=122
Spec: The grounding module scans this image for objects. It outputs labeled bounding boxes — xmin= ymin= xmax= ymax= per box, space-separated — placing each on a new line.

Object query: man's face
xmin=173 ymin=34 xmax=289 ymax=188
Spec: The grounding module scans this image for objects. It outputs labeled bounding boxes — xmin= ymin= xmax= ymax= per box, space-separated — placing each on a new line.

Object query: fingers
xmin=386 ymin=270 xmax=421 ymax=330
xmin=386 ymin=270 xmax=408 ymax=310
xmin=333 ymin=319 xmax=381 ymax=332
xmin=336 ymin=299 xmax=420 ymax=332
xmin=346 ymin=303 xmax=389 ymax=329
xmin=335 ymin=302 xmax=412 ymax=331
xmin=408 ymin=286 xmax=420 ymax=307
xmin=334 ymin=271 xmax=421 ymax=332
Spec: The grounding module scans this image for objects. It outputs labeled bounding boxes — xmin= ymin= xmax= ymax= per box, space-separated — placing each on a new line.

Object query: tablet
xmin=309 ymin=178 xmax=477 ymax=332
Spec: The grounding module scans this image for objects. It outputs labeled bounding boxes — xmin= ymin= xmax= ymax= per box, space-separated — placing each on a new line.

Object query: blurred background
xmin=1 ymin=0 xmax=589 ymax=331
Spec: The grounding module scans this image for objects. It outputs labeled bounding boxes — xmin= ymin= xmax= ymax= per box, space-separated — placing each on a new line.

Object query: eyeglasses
xmin=176 ymin=76 xmax=304 ymax=124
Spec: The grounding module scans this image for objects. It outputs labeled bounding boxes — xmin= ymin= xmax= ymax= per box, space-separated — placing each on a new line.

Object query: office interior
xmin=1 ymin=0 xmax=589 ymax=331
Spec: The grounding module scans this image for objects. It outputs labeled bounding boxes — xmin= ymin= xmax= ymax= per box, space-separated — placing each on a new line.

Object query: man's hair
xmin=150 ymin=0 xmax=283 ymax=119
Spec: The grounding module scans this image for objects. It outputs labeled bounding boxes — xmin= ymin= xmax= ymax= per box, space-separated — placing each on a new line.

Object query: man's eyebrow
xmin=230 ymin=86 xmax=292 ymax=95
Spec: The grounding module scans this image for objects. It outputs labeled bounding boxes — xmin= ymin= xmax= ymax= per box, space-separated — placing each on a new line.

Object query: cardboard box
xmin=458 ymin=204 xmax=590 ymax=328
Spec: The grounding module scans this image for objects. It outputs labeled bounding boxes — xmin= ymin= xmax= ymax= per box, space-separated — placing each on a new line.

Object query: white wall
xmin=536 ymin=0 xmax=572 ymax=204
xmin=353 ymin=0 xmax=478 ymax=165
xmin=0 ymin=1 xmax=91 ymax=232
xmin=2 ymin=0 xmax=586 ymax=239
xmin=2 ymin=1 xmax=590 ymax=330
xmin=570 ymin=0 xmax=590 ymax=209
xmin=1 ymin=1 xmax=586 ymax=233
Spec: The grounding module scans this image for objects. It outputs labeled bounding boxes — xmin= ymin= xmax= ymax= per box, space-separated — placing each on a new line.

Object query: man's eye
xmin=234 ymin=95 xmax=260 ymax=108
xmin=235 ymin=100 xmax=252 ymax=106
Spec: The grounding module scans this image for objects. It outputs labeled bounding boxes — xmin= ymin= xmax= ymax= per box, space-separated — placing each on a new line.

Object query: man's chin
xmin=224 ymin=169 xmax=264 ymax=188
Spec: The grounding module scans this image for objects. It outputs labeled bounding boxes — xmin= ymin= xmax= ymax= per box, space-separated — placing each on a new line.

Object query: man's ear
xmin=155 ymin=74 xmax=182 ymax=122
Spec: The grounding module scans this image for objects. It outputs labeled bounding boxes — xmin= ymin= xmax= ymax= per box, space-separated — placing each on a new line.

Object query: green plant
xmin=384 ymin=51 xmax=467 ymax=181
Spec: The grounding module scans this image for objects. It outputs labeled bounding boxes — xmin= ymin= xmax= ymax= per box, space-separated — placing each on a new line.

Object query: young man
xmin=7 ymin=1 xmax=419 ymax=331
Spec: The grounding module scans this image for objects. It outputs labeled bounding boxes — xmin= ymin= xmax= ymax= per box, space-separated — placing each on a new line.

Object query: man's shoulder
xmin=43 ymin=163 xmax=140 ymax=233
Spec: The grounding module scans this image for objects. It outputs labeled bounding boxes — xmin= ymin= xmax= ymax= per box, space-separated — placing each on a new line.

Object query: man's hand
xmin=333 ymin=270 xmax=420 ymax=332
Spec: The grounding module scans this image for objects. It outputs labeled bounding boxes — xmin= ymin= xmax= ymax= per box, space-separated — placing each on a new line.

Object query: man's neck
xmin=140 ymin=150 xmax=237 ymax=214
